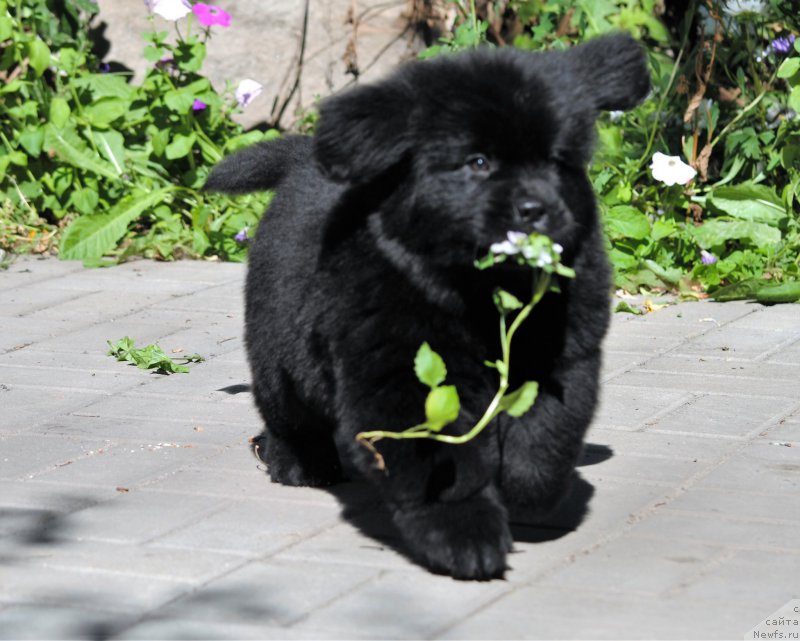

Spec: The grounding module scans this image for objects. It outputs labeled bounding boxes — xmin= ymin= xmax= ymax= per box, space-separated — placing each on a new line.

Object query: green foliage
xmin=0 ymin=0 xmax=273 ymax=263
xmin=107 ymin=336 xmax=204 ymax=374
xmin=426 ymin=0 xmax=800 ymax=301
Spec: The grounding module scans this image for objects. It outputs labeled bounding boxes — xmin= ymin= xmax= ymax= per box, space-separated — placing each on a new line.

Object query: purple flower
xmin=98 ymin=62 xmax=111 ymax=73
xmin=700 ymin=250 xmax=718 ymax=265
xmin=192 ymin=99 xmax=207 ymax=111
xmin=234 ymin=227 xmax=249 ymax=243
xmin=771 ymin=35 xmax=796 ymax=56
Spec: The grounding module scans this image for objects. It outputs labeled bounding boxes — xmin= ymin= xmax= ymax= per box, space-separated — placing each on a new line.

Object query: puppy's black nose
xmin=515 ymin=199 xmax=546 ymax=222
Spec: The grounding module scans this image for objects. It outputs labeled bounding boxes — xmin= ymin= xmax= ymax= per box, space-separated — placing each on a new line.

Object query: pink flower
xmin=192 ymin=3 xmax=231 ymax=27
xmin=192 ymin=99 xmax=207 ymax=111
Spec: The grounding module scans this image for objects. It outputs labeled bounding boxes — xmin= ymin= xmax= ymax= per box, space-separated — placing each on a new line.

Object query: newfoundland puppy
xmin=205 ymin=33 xmax=650 ymax=580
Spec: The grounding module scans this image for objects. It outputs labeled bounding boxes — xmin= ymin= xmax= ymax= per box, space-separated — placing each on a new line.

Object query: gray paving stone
xmin=2 ymin=257 xmax=799 ymax=639
xmin=0 ymin=257 xmax=84 ymax=291
xmin=296 ymin=568 xmax=511 ymax=639
xmin=157 ymin=558 xmax=379 ymax=627
xmin=607 ymin=368 xmax=800 ymax=401
xmin=0 ymin=537 xmax=244 ymax=584
xmin=0 ymin=604 xmax=136 ymax=641
xmin=29 ymin=440 xmax=222 ymax=489
xmin=438 ymin=584 xmax=765 ymax=640
xmin=30 ymin=414 xmax=248 ymax=447
xmin=24 ymin=319 xmax=187 ymax=355
xmin=0 ymin=386 xmax=111 ymax=434
xmin=640 ymin=352 xmax=800 ymax=380
xmin=0 ymin=317 xmax=74 ymax=353
xmin=644 ymin=393 xmax=797 ymax=438
xmin=539 ymin=534 xmax=725 ymax=595
xmin=674 ymin=325 xmax=800 ymax=360
xmin=71 ymin=391 xmax=260 ymax=427
xmin=0 ymin=564 xmax=187 ymax=613
xmin=0 ymin=434 xmax=113 ymax=480
xmin=592 ymin=384 xmax=691 ymax=431
xmin=0 ymin=479 xmax=116 ymax=512
xmin=696 ymin=441 xmax=800 ymax=496
xmin=152 ymin=497 xmax=342 ymax=556
xmin=631 ymin=508 xmax=800 ymax=551
xmin=55 ymin=490 xmax=230 ymax=544
xmin=672 ymin=548 xmax=800 ymax=608
xmin=665 ymin=485 xmax=800 ymax=523
xmin=113 ymin=619 xmax=330 ymax=641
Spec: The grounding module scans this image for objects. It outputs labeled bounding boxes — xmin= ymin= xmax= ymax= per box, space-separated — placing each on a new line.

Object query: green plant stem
xmin=356 ymin=273 xmax=551 ymax=451
xmin=636 ymin=37 xmax=688 ymax=171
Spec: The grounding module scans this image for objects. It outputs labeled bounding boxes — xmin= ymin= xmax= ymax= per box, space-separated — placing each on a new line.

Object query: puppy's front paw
xmin=393 ymin=492 xmax=512 ymax=580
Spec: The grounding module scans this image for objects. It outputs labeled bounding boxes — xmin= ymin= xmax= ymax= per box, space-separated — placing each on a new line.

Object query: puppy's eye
xmin=466 ymin=154 xmax=491 ymax=173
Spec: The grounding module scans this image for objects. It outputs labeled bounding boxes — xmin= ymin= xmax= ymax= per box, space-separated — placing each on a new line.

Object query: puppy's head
xmin=314 ymin=33 xmax=650 ymax=267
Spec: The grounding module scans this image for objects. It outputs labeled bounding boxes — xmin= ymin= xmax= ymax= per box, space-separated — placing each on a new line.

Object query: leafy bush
xmin=3 ymin=0 xmax=799 ymax=302
xmin=426 ymin=0 xmax=800 ymax=300
xmin=0 ymin=0 xmax=273 ymax=264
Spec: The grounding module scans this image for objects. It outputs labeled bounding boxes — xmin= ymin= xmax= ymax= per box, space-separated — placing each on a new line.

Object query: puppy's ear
xmin=568 ymin=33 xmax=650 ymax=112
xmin=314 ymin=82 xmax=411 ymax=182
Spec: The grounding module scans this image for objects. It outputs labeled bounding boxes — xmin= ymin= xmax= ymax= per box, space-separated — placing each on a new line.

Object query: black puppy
xmin=206 ymin=34 xmax=649 ymax=580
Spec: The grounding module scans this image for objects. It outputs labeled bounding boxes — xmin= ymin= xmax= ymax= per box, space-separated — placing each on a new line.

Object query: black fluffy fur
xmin=206 ymin=34 xmax=650 ymax=580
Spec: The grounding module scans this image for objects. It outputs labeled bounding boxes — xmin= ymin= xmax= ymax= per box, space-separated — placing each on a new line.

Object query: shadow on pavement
xmin=319 ymin=442 xmax=611 ymax=574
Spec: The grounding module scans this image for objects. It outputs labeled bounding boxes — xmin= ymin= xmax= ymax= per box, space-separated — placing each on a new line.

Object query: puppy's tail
xmin=204 ymin=135 xmax=312 ymax=194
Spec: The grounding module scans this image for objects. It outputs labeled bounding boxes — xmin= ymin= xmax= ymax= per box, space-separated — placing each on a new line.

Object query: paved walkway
xmin=0 ymin=256 xmax=798 ymax=640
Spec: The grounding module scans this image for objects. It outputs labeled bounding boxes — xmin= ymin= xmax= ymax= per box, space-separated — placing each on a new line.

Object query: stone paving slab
xmin=1 ymin=256 xmax=799 ymax=640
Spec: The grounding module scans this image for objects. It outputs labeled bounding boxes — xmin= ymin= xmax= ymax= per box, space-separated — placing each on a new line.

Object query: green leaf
xmin=493 ymin=288 xmax=523 ymax=312
xmin=614 ymin=300 xmax=644 ymax=314
xmin=165 ymin=133 xmax=196 ymax=160
xmin=44 ymin=124 xmax=120 ymax=181
xmin=708 ymin=183 xmax=787 ymax=226
xmin=711 ymin=278 xmax=769 ymax=303
xmin=84 ymin=97 xmax=129 ymax=127
xmin=777 ymin=57 xmax=800 ymax=79
xmin=0 ymin=16 xmax=13 ymax=41
xmin=164 ymin=90 xmax=196 ymax=113
xmin=18 ymin=128 xmax=45 ymax=157
xmin=94 ymin=130 xmax=126 ymax=174
xmin=49 ymin=98 xmax=71 ymax=129
xmin=414 ymin=342 xmax=447 ymax=389
xmin=498 ymin=381 xmax=539 ymax=418
xmin=604 ymin=205 xmax=651 ymax=241
xmin=755 ymin=282 xmax=800 ymax=304
xmin=651 ymin=218 xmax=678 ymax=241
xmin=691 ymin=219 xmax=781 ymax=249
xmin=789 ymin=86 xmax=800 ymax=113
xmin=28 ymin=40 xmax=51 ymax=77
xmin=59 ymin=188 xmax=172 ymax=260
xmin=107 ymin=336 xmax=201 ymax=374
xmin=424 ymin=385 xmax=460 ymax=431
xmin=70 ymin=188 xmax=99 ymax=215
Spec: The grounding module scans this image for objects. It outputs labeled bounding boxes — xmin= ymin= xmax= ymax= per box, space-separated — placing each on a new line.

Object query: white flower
xmin=146 ymin=0 xmax=191 ymax=21
xmin=235 ymin=79 xmax=263 ymax=109
xmin=552 ymin=243 xmax=563 ymax=255
xmin=723 ymin=0 xmax=765 ymax=16
xmin=609 ymin=110 xmax=624 ymax=122
xmin=535 ymin=252 xmax=553 ymax=268
xmin=490 ymin=240 xmax=518 ymax=255
xmin=490 ymin=231 xmax=527 ymax=256
xmin=650 ymin=152 xmax=697 ymax=186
